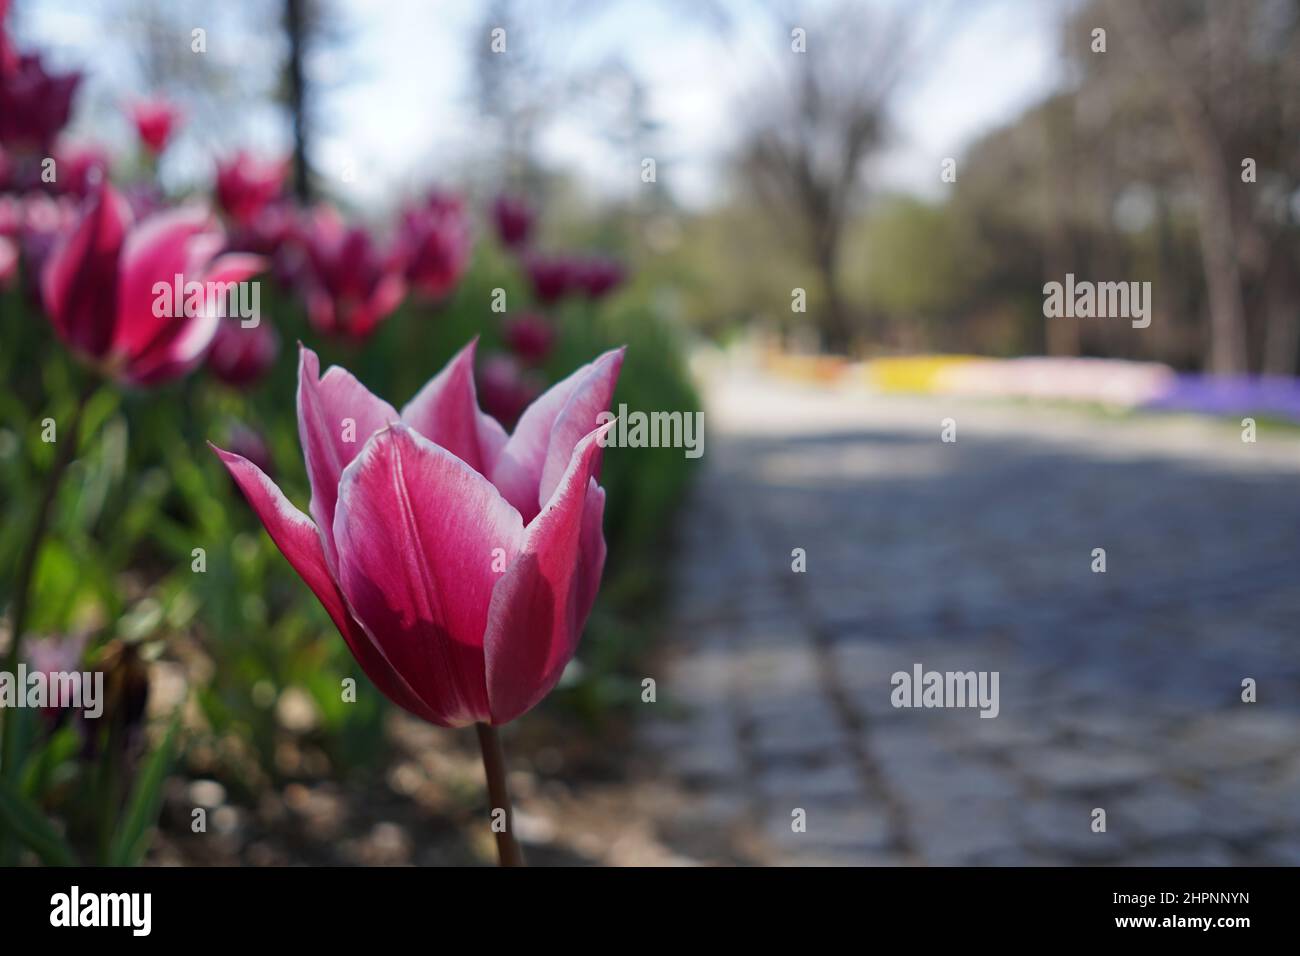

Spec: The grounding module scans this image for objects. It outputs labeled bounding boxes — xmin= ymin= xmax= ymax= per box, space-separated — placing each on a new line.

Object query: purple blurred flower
xmin=0 ymin=46 xmax=81 ymax=153
xmin=207 ymin=317 xmax=280 ymax=387
xmin=478 ymin=353 xmax=543 ymax=428
xmin=491 ymin=193 xmax=534 ymax=250
xmin=502 ymin=311 xmax=555 ymax=365
xmin=573 ymin=256 xmax=625 ymax=300
xmin=525 ymin=253 xmax=575 ymax=305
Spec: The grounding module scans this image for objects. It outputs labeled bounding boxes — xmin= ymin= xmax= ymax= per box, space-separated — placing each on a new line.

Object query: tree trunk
xmin=1106 ymin=0 xmax=1248 ymax=374
xmin=285 ymin=0 xmax=311 ymax=203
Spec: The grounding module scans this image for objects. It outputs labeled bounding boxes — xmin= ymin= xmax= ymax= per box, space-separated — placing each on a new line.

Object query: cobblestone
xmin=639 ymin=369 xmax=1300 ymax=865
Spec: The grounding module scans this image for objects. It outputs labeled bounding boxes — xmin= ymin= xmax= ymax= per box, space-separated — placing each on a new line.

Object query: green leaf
xmin=0 ymin=777 xmax=77 ymax=866
xmin=106 ymin=714 xmax=180 ymax=867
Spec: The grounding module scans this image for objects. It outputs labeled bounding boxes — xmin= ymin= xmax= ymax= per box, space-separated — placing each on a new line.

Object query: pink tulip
xmin=502 ymin=311 xmax=555 ymax=365
xmin=212 ymin=339 xmax=624 ymax=727
xmin=396 ymin=191 xmax=471 ymax=301
xmin=215 ymin=151 xmax=287 ymax=226
xmin=491 ymin=194 xmax=534 ymax=250
xmin=130 ymin=98 xmax=182 ymax=155
xmin=206 ymin=317 xmax=280 ymax=386
xmin=41 ymin=184 xmax=265 ymax=386
xmin=302 ymin=208 xmax=405 ymax=341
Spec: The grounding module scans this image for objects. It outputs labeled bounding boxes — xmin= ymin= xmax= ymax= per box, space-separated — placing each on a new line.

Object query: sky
xmin=14 ymin=0 xmax=1067 ymax=210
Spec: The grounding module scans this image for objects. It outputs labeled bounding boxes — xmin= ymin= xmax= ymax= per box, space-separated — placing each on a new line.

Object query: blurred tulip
xmin=52 ymin=141 xmax=109 ymax=198
xmin=226 ymin=201 xmax=310 ymax=290
xmin=224 ymin=421 xmax=274 ymax=478
xmin=502 ymin=311 xmax=555 ymax=365
xmin=0 ymin=233 xmax=15 ymax=288
xmin=215 ymin=151 xmax=287 ymax=226
xmin=491 ymin=194 xmax=534 ymax=250
xmin=130 ymin=98 xmax=181 ymax=155
xmin=13 ymin=191 xmax=76 ymax=303
xmin=574 ymin=256 xmax=625 ymax=299
xmin=525 ymin=253 xmax=574 ymax=306
xmin=397 ymin=191 xmax=471 ymax=300
xmin=302 ymin=207 xmax=405 ymax=341
xmin=122 ymin=181 xmax=164 ymax=220
xmin=478 ymin=353 xmax=545 ymax=428
xmin=206 ymin=316 xmax=280 ymax=386
xmin=213 ymin=339 xmax=624 ymax=727
xmin=41 ymin=184 xmax=265 ymax=386
xmin=0 ymin=48 xmax=80 ymax=153
xmin=24 ymin=632 xmax=88 ymax=723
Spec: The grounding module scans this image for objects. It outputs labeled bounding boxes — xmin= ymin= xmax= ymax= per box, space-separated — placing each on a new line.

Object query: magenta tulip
xmin=396 ymin=191 xmax=471 ymax=301
xmin=41 ymin=184 xmax=265 ymax=386
xmin=215 ymin=151 xmax=287 ymax=226
xmin=213 ymin=339 xmax=624 ymax=727
xmin=130 ymin=98 xmax=181 ymax=155
xmin=206 ymin=317 xmax=280 ymax=386
xmin=302 ymin=208 xmax=405 ymax=341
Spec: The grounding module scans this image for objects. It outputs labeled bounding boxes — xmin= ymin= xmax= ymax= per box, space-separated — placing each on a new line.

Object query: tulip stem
xmin=1 ymin=379 xmax=96 ymax=779
xmin=475 ymin=722 xmax=525 ymax=867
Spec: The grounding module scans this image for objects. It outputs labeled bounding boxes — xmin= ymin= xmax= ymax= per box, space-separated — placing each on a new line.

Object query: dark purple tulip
xmin=478 ymin=353 xmax=543 ymax=429
xmin=503 ymin=311 xmax=555 ymax=365
xmin=574 ymin=256 xmax=625 ymax=300
xmin=0 ymin=48 xmax=81 ymax=152
xmin=525 ymin=253 xmax=575 ymax=306
xmin=491 ymin=194 xmax=534 ymax=250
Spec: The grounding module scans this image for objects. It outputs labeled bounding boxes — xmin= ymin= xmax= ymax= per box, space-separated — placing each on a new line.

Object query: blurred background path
xmin=642 ymin=356 xmax=1300 ymax=865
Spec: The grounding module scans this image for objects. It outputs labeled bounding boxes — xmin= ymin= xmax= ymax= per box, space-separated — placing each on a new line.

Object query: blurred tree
xmin=729 ymin=1 xmax=967 ymax=354
xmin=1087 ymin=0 xmax=1300 ymax=374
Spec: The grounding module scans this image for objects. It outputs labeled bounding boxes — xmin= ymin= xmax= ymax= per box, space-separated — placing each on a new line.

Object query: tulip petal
xmin=332 ymin=423 xmax=525 ymax=727
xmin=41 ymin=185 xmax=129 ymax=358
xmin=110 ymin=205 xmax=216 ymax=363
xmin=296 ymin=345 xmax=399 ymax=570
xmin=211 ymin=442 xmax=440 ymax=723
xmin=490 ymin=347 xmax=624 ymax=522
xmin=126 ymin=252 xmax=266 ymax=386
xmin=484 ymin=422 xmax=612 ymax=724
xmin=401 ymin=338 xmax=508 ymax=475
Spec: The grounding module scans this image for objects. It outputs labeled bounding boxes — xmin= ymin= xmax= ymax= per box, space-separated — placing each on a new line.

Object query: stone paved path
xmin=641 ymin=360 xmax=1300 ymax=865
